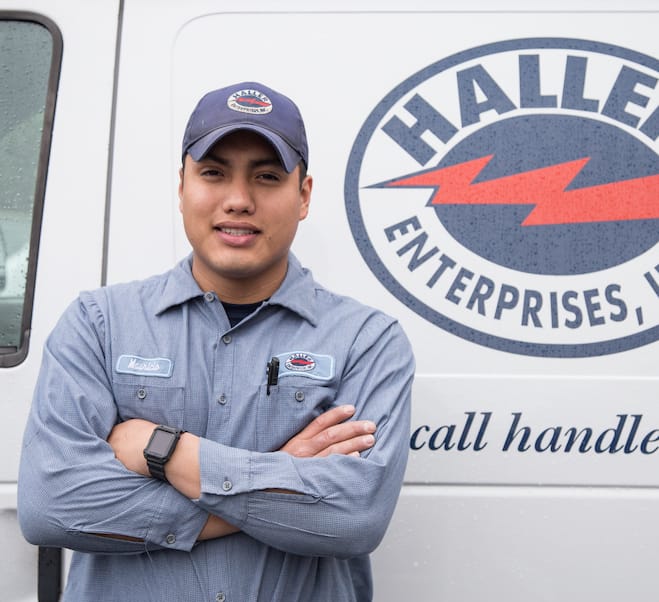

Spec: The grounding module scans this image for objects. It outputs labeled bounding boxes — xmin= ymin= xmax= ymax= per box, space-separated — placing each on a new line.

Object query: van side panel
xmin=2 ymin=1 xmax=657 ymax=600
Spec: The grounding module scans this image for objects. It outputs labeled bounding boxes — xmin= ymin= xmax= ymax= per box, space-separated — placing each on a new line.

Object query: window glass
xmin=0 ymin=15 xmax=60 ymax=366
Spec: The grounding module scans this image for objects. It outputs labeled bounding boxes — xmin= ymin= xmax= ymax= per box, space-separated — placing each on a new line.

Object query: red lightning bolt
xmin=384 ymin=155 xmax=659 ymax=226
xmin=239 ymin=98 xmax=270 ymax=107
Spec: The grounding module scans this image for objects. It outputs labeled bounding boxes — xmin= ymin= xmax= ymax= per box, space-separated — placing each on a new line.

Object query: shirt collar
xmin=155 ymin=253 xmax=320 ymax=327
xmin=154 ymin=255 xmax=205 ymax=314
xmin=267 ymin=254 xmax=319 ymax=327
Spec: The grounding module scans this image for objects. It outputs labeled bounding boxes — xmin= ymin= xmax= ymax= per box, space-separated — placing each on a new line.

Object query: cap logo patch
xmin=227 ymin=88 xmax=273 ymax=115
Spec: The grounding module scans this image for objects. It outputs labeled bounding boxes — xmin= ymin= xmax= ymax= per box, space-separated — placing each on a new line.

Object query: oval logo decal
xmin=345 ymin=38 xmax=659 ymax=357
xmin=228 ymin=88 xmax=273 ymax=114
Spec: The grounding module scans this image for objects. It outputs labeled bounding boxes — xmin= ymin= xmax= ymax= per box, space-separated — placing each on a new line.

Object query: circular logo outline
xmin=344 ymin=37 xmax=659 ymax=357
xmin=227 ymin=89 xmax=273 ymax=114
xmin=285 ymin=353 xmax=316 ymax=372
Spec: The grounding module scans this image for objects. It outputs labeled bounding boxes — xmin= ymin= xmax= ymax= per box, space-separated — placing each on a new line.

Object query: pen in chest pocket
xmin=266 ymin=356 xmax=279 ymax=395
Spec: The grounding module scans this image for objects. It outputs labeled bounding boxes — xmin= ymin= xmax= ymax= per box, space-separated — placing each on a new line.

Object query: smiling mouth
xmin=216 ymin=226 xmax=258 ymax=236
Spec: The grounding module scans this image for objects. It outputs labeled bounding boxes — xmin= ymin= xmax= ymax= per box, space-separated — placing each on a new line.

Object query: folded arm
xmin=109 ymin=404 xmax=377 ymax=539
xmin=17 ymin=297 xmax=208 ymax=554
xmin=107 ymin=319 xmax=413 ymax=558
xmin=188 ymin=319 xmax=413 ymax=558
xmin=18 ymin=295 xmax=413 ymax=560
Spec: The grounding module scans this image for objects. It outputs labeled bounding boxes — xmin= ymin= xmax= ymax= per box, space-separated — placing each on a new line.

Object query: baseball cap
xmin=182 ymin=81 xmax=308 ymax=173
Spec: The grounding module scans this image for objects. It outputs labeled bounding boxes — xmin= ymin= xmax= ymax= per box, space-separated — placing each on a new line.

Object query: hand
xmin=108 ymin=420 xmax=238 ymax=542
xmin=107 ymin=418 xmax=157 ymax=476
xmin=279 ymin=405 xmax=376 ymax=458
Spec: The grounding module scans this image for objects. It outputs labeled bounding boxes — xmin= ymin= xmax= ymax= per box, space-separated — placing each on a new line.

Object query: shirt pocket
xmin=112 ymin=381 xmax=185 ymax=428
xmin=256 ymin=382 xmax=337 ymax=452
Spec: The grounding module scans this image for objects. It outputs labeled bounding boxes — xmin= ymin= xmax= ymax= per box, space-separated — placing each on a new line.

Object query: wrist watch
xmin=143 ymin=425 xmax=184 ymax=482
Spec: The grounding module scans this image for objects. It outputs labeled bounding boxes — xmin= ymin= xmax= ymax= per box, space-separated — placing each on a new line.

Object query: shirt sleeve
xmin=195 ymin=316 xmax=414 ymax=558
xmin=17 ymin=295 xmax=208 ymax=554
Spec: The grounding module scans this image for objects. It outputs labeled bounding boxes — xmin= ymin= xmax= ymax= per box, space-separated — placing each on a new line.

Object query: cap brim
xmin=185 ymin=124 xmax=302 ymax=173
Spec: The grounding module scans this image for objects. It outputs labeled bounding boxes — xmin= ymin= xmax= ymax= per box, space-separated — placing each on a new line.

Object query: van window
xmin=0 ymin=14 xmax=61 ymax=367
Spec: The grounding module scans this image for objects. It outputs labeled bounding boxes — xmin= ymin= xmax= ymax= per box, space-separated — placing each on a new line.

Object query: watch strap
xmin=146 ymin=456 xmax=169 ymax=482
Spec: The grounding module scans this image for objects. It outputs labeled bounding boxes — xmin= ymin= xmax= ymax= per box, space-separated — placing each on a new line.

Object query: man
xmin=18 ymin=81 xmax=414 ymax=601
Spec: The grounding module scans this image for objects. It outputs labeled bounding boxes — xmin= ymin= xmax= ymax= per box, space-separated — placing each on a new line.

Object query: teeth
xmin=220 ymin=227 xmax=255 ymax=235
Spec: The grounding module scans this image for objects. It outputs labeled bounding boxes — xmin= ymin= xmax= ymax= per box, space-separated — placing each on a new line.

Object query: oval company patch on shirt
xmin=276 ymin=352 xmax=334 ymax=381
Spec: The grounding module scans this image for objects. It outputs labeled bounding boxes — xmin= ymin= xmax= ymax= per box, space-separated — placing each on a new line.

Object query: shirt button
xmin=137 ymin=387 xmax=147 ymax=400
xmin=294 ymin=390 xmax=305 ymax=402
xmin=222 ymin=480 xmax=233 ymax=491
xmin=165 ymin=533 xmax=176 ymax=545
xmin=222 ymin=334 xmax=232 ymax=344
xmin=216 ymin=593 xmax=226 ymax=602
xmin=217 ymin=394 xmax=227 ymax=405
xmin=204 ymin=291 xmax=215 ymax=302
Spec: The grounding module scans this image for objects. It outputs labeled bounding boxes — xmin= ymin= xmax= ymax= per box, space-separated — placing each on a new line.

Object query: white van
xmin=2 ymin=1 xmax=657 ymax=600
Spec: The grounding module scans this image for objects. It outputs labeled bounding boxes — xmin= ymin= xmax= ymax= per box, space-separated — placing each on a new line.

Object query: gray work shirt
xmin=18 ymin=253 xmax=414 ymax=601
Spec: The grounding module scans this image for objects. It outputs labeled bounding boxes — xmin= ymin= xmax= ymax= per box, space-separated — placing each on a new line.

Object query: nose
xmin=222 ymin=177 xmax=255 ymax=214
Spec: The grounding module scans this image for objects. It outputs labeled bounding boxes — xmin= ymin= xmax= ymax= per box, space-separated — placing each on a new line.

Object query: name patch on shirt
xmin=116 ymin=355 xmax=173 ymax=378
xmin=275 ymin=352 xmax=334 ymax=381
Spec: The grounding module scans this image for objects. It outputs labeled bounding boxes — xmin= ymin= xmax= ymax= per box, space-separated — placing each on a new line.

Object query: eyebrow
xmin=201 ymin=152 xmax=284 ymax=171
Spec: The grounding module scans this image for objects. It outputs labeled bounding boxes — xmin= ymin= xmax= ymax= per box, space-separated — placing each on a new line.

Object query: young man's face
xmin=179 ymin=129 xmax=312 ymax=302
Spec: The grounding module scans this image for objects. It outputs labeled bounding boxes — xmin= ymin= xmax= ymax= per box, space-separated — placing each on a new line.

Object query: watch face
xmin=148 ymin=429 xmax=176 ymax=459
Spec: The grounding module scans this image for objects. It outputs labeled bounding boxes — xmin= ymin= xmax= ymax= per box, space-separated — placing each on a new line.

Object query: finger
xmin=311 ymin=420 xmax=376 ymax=455
xmin=282 ymin=419 xmax=375 ymax=458
xmin=292 ymin=405 xmax=356 ymax=439
xmin=314 ymin=433 xmax=376 ymax=458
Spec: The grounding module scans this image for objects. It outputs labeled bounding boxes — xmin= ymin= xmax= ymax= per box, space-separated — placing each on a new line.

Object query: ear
xmin=299 ymin=174 xmax=313 ymax=221
xmin=178 ymin=166 xmax=184 ymax=212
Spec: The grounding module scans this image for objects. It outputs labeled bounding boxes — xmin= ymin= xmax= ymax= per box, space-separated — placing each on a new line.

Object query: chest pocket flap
xmin=113 ymin=381 xmax=185 ymax=428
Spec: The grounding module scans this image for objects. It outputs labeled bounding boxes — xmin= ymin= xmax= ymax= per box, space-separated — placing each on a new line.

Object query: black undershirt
xmin=221 ymin=300 xmax=265 ymax=327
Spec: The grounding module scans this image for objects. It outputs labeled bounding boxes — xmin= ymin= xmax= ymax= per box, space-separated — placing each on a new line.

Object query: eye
xmin=199 ymin=167 xmax=222 ymax=177
xmin=200 ymin=167 xmax=223 ymax=178
xmin=256 ymin=171 xmax=283 ymax=184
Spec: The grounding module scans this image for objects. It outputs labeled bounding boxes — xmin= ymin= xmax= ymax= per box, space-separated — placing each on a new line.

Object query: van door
xmin=0 ymin=2 xmax=120 ymax=600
